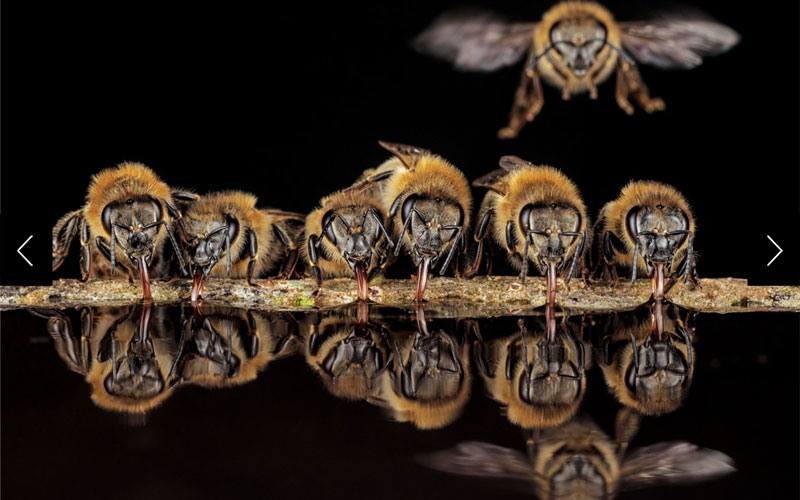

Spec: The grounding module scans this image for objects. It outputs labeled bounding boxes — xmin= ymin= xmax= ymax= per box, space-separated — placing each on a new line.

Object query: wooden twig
xmin=0 ymin=277 xmax=797 ymax=316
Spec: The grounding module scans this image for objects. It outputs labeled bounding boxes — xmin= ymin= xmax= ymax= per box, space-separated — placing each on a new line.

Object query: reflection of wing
xmin=619 ymin=14 xmax=739 ymax=69
xmin=420 ymin=441 xmax=533 ymax=480
xmin=620 ymin=441 xmax=735 ymax=491
xmin=414 ymin=10 xmax=536 ymax=72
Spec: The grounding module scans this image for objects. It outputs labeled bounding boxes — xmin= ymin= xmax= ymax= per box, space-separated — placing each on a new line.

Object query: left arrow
xmin=17 ymin=235 xmax=33 ymax=266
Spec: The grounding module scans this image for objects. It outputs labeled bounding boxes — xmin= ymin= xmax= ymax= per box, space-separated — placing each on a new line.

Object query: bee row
xmin=53 ymin=141 xmax=697 ymax=303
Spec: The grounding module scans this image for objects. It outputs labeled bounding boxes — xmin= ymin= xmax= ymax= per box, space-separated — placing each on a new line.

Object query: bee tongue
xmin=190 ymin=268 xmax=206 ymax=303
xmin=546 ymin=262 xmax=558 ymax=305
xmin=415 ymin=257 xmax=431 ymax=302
xmin=138 ymin=258 xmax=152 ymax=301
xmin=652 ymin=262 xmax=665 ymax=301
xmin=354 ymin=262 xmax=369 ymax=302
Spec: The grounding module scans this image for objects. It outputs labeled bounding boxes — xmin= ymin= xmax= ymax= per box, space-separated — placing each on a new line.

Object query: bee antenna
xmin=526 ymin=45 xmax=556 ymax=73
xmin=602 ymin=41 xmax=635 ymax=65
xmin=111 ymin=333 xmax=118 ymax=383
xmin=441 ymin=331 xmax=463 ymax=376
xmin=630 ymin=332 xmax=639 ymax=371
xmin=520 ymin=328 xmax=532 ymax=383
xmin=110 ymin=225 xmax=116 ymax=276
xmin=225 ymin=230 xmax=232 ymax=277
xmin=631 ymin=236 xmax=640 ymax=284
xmin=679 ymin=325 xmax=693 ymax=365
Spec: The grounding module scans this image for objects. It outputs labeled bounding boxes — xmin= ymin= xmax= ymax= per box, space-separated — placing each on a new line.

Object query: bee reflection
xmin=302 ymin=302 xmax=393 ymax=402
xmin=171 ymin=304 xmax=299 ymax=389
xmin=596 ymin=301 xmax=695 ymax=416
xmin=423 ymin=409 xmax=734 ymax=499
xmin=372 ymin=306 xmax=471 ymax=430
xmin=33 ymin=304 xmax=180 ymax=414
xmin=475 ymin=305 xmax=586 ymax=429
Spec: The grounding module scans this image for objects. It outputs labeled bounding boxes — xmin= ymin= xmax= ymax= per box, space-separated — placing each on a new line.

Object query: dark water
xmin=1 ymin=303 xmax=797 ymax=500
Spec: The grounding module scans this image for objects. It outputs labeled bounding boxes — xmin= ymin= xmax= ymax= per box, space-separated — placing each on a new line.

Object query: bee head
xmin=322 ymin=205 xmax=385 ymax=266
xmin=181 ymin=213 xmax=239 ymax=273
xmin=101 ymin=195 xmax=165 ymax=263
xmin=518 ymin=202 xmax=582 ymax=272
xmin=400 ymin=195 xmax=463 ymax=263
xmin=626 ymin=205 xmax=690 ymax=275
xmin=549 ymin=16 xmax=608 ymax=77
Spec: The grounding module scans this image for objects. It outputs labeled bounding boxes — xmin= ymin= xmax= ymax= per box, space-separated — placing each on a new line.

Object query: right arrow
xmin=767 ymin=235 xmax=783 ymax=266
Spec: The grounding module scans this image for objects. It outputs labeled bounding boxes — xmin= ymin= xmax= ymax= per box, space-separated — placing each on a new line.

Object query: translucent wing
xmin=620 ymin=441 xmax=735 ymax=491
xmin=619 ymin=12 xmax=740 ymax=69
xmin=414 ymin=10 xmax=536 ymax=72
xmin=472 ymin=169 xmax=510 ymax=195
xmin=498 ymin=155 xmax=533 ymax=171
xmin=262 ymin=210 xmax=306 ymax=222
xmin=420 ymin=441 xmax=533 ymax=481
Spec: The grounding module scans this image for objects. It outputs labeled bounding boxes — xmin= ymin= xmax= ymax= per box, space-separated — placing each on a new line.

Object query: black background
xmin=1 ymin=0 xmax=798 ymax=285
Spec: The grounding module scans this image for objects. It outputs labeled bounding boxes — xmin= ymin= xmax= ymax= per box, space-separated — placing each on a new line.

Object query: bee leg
xmin=273 ymin=224 xmax=299 ymax=279
xmin=245 ymin=228 xmax=260 ymax=288
xmin=439 ymin=226 xmax=463 ymax=276
xmin=498 ymin=67 xmax=543 ymax=139
xmin=467 ymin=209 xmax=493 ymax=278
xmin=79 ymin=218 xmax=93 ymax=282
xmin=561 ymin=80 xmax=571 ymax=101
xmin=53 ymin=209 xmax=83 ymax=272
xmin=308 ymin=234 xmax=324 ymax=296
xmin=616 ymin=61 xmax=665 ymax=114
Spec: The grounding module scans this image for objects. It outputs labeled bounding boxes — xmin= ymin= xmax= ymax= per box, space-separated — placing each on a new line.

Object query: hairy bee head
xmin=322 ymin=205 xmax=383 ymax=267
xmin=101 ymin=195 xmax=165 ymax=264
xmin=549 ymin=15 xmax=608 ymax=77
xmin=400 ymin=195 xmax=464 ymax=264
xmin=181 ymin=213 xmax=239 ymax=273
xmin=519 ymin=202 xmax=582 ymax=272
xmin=626 ymin=205 xmax=689 ymax=275
xmin=397 ymin=331 xmax=463 ymax=400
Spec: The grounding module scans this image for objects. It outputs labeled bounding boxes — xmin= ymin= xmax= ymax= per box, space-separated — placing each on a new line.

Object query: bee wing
xmin=498 ymin=155 xmax=532 ymax=171
xmin=618 ymin=13 xmax=740 ymax=69
xmin=419 ymin=441 xmax=534 ymax=481
xmin=377 ymin=141 xmax=430 ymax=170
xmin=414 ymin=9 xmax=536 ymax=72
xmin=620 ymin=441 xmax=735 ymax=491
xmin=472 ymin=169 xmax=510 ymax=196
xmin=262 ymin=209 xmax=306 ymax=222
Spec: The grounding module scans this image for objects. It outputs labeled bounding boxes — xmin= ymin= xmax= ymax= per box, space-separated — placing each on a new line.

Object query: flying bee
xmin=373 ymin=141 xmax=472 ymax=302
xmin=303 ymin=302 xmax=393 ymax=401
xmin=170 ymin=304 xmax=299 ymax=389
xmin=32 ymin=304 xmax=181 ymax=415
xmin=471 ymin=156 xmax=590 ymax=304
xmin=176 ymin=191 xmax=304 ymax=302
xmin=595 ymin=180 xmax=697 ymax=301
xmin=423 ymin=411 xmax=734 ymax=499
xmin=415 ymin=2 xmax=739 ymax=138
xmin=304 ymin=185 xmax=394 ymax=301
xmin=475 ymin=305 xmax=586 ymax=429
xmin=52 ymin=162 xmax=195 ymax=300
xmin=596 ymin=301 xmax=695 ymax=416
xmin=372 ymin=306 xmax=471 ymax=430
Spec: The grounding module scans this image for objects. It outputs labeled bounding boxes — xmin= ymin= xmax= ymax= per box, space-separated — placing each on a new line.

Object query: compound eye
xmin=101 ymin=204 xmax=116 ymax=234
xmin=225 ymin=214 xmax=239 ymax=243
xmin=148 ymin=196 xmax=163 ymax=223
xmin=626 ymin=207 xmax=641 ymax=240
xmin=518 ymin=204 xmax=533 ymax=233
xmin=321 ymin=211 xmax=337 ymax=245
xmin=401 ymin=195 xmax=419 ymax=223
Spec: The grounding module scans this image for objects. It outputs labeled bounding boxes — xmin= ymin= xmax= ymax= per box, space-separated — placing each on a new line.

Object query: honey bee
xmin=304 ymin=184 xmax=394 ymax=301
xmin=475 ymin=305 xmax=586 ymax=429
xmin=176 ymin=191 xmax=304 ymax=302
xmin=372 ymin=306 xmax=471 ymax=429
xmin=302 ymin=302 xmax=393 ymax=401
xmin=170 ymin=304 xmax=299 ymax=388
xmin=52 ymin=162 xmax=195 ymax=300
xmin=594 ymin=180 xmax=697 ymax=301
xmin=423 ymin=411 xmax=734 ymax=499
xmin=415 ymin=2 xmax=739 ymax=138
xmin=470 ymin=156 xmax=590 ymax=304
xmin=33 ymin=304 xmax=181 ymax=415
xmin=596 ymin=301 xmax=695 ymax=416
xmin=372 ymin=141 xmax=472 ymax=301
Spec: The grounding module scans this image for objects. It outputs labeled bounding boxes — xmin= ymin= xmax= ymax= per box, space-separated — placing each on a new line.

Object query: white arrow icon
xmin=17 ymin=235 xmax=33 ymax=266
xmin=767 ymin=235 xmax=783 ymax=266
